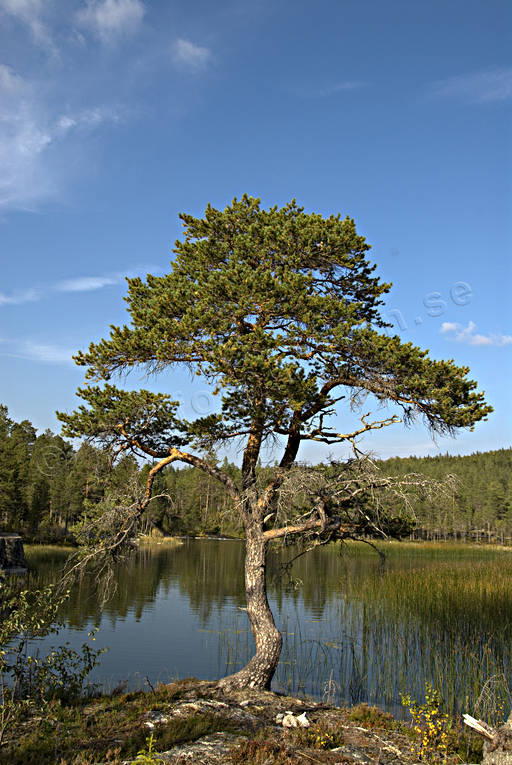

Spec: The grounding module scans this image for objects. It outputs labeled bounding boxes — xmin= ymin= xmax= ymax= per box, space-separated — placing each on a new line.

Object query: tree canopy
xmin=60 ymin=196 xmax=490 ymax=467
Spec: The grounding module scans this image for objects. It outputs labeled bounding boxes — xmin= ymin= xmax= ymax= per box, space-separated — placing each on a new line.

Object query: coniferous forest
xmin=1 ymin=404 xmax=510 ymax=544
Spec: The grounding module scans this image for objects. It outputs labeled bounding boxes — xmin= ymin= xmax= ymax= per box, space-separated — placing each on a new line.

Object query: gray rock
xmin=161 ymin=731 xmax=241 ymax=763
xmin=0 ymin=534 xmax=27 ymax=572
xmin=331 ymin=744 xmax=375 ymax=763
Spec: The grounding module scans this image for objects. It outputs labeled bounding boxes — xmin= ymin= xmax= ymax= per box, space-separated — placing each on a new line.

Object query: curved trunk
xmin=218 ymin=526 xmax=282 ymax=691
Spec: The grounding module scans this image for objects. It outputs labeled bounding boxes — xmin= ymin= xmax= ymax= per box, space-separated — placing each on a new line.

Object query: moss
xmin=156 ymin=712 xmax=241 ymax=748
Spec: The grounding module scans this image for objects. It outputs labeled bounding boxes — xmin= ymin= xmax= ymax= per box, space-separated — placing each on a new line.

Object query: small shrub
xmin=348 ymin=703 xmax=394 ymax=729
xmin=401 ymin=682 xmax=451 ymax=762
xmin=134 ymin=733 xmax=166 ymax=764
xmin=289 ymin=722 xmax=344 ymax=750
xmin=0 ymin=580 xmax=105 ymax=750
xmin=443 ymin=720 xmax=483 ymax=764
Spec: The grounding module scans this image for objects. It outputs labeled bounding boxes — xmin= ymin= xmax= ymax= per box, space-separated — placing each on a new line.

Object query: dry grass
xmin=137 ymin=534 xmax=183 ymax=547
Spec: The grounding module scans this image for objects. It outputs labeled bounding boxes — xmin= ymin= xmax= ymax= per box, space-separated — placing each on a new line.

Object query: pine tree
xmin=0 ymin=406 xmax=15 ymax=527
xmin=58 ymin=195 xmax=492 ymax=689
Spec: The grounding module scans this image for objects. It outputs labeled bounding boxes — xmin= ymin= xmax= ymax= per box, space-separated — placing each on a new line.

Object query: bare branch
xmin=302 ymin=411 xmax=401 ymax=444
xmin=116 ymin=430 xmax=241 ymax=503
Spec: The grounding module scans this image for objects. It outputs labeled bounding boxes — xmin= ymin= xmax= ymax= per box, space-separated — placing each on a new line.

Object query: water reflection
xmin=25 ymin=540 xmax=512 ymax=716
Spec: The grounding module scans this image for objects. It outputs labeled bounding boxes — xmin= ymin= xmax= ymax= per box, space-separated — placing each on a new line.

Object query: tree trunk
xmin=218 ymin=526 xmax=282 ymax=691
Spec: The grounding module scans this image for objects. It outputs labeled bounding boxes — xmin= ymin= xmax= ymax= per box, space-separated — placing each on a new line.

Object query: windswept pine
xmin=57 ymin=196 xmax=491 ymax=691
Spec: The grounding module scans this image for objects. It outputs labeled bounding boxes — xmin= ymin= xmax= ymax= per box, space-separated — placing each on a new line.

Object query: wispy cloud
xmin=171 ymin=38 xmax=212 ymax=72
xmin=0 ymin=339 xmax=75 ymax=363
xmin=21 ymin=341 xmax=75 ymax=363
xmin=0 ymin=265 xmax=160 ymax=306
xmin=55 ymin=107 xmax=121 ymax=133
xmin=1 ymin=3 xmax=213 ymax=213
xmin=0 ymin=0 xmax=148 ymax=212
xmin=298 ymin=81 xmax=367 ymax=98
xmin=0 ymin=0 xmax=54 ymax=50
xmin=56 ymin=275 xmax=120 ymax=292
xmin=0 ymin=64 xmax=53 ymax=209
xmin=0 ymin=64 xmax=122 ymax=210
xmin=76 ymin=0 xmax=145 ymax=43
xmin=0 ymin=287 xmax=41 ymax=306
xmin=441 ymin=321 xmax=512 ymax=347
xmin=428 ymin=67 xmax=512 ymax=104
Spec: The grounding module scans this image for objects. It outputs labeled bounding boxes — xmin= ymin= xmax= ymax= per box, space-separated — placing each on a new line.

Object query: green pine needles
xmin=59 ymin=195 xmax=491 ymax=461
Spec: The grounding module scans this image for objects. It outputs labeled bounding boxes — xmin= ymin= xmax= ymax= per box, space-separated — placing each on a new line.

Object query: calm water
xmin=23 ymin=540 xmax=512 ymax=718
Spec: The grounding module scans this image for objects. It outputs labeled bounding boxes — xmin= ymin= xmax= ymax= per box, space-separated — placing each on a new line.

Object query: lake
xmin=24 ymin=539 xmax=512 ymax=720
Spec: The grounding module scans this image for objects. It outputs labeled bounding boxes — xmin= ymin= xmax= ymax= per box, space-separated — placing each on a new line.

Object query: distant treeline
xmin=378 ymin=451 xmax=512 ymax=543
xmin=0 ymin=405 xmax=510 ymax=543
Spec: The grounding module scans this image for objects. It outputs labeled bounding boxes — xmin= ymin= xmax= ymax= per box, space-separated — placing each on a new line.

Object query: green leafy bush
xmin=0 ymin=576 xmax=105 ymax=747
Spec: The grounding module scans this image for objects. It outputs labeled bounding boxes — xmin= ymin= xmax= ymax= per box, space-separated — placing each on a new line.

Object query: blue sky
xmin=0 ymin=0 xmax=510 ymax=462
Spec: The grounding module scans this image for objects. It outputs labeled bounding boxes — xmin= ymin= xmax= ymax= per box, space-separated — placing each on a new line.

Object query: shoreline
xmin=1 ymin=678 xmax=484 ymax=764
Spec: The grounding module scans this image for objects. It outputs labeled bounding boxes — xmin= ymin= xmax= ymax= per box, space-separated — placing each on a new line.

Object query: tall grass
xmin=335 ymin=543 xmax=512 ymax=720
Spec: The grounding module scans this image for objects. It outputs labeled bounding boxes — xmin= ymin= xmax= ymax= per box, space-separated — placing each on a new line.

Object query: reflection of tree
xmin=27 ymin=546 xmax=162 ymax=628
xmin=26 ymin=542 xmax=247 ymax=629
xmin=26 ymin=541 xmax=367 ymax=630
xmin=174 ymin=541 xmax=246 ymax=623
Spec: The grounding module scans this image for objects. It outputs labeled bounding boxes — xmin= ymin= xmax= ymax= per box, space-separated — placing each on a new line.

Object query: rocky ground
xmin=3 ymin=678 xmax=484 ymax=764
xmin=121 ymin=679 xmax=481 ymax=765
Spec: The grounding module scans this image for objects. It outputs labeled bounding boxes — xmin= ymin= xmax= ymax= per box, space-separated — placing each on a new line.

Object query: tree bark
xmin=218 ymin=525 xmax=282 ymax=691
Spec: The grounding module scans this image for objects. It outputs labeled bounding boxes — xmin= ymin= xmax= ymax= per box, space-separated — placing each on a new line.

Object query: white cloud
xmin=428 ymin=67 xmax=512 ymax=104
xmin=0 ymin=340 xmax=75 ymax=363
xmin=22 ymin=341 xmax=75 ymax=363
xmin=0 ymin=65 xmax=121 ymax=210
xmin=0 ymin=0 xmax=54 ymax=49
xmin=441 ymin=321 xmax=512 ymax=347
xmin=0 ymin=0 xmax=148 ymax=214
xmin=56 ymin=275 xmax=120 ymax=292
xmin=55 ymin=107 xmax=121 ymax=136
xmin=0 ymin=266 xmax=162 ymax=306
xmin=0 ymin=65 xmax=54 ymax=209
xmin=172 ymin=38 xmax=212 ymax=71
xmin=76 ymin=0 xmax=145 ymax=43
xmin=0 ymin=287 xmax=41 ymax=306
xmin=56 ymin=265 xmax=160 ymax=292
xmin=0 ymin=61 xmax=23 ymax=91
xmin=299 ymin=81 xmax=367 ymax=98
